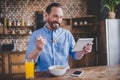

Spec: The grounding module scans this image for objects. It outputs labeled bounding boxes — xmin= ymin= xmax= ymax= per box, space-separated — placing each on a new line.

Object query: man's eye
xmin=53 ymin=16 xmax=57 ymax=18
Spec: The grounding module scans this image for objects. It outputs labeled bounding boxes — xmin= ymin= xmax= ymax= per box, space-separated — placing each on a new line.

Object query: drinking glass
xmin=25 ymin=59 xmax=34 ymax=79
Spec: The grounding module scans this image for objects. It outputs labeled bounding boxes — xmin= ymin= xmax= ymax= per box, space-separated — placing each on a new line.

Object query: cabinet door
xmin=9 ymin=53 xmax=25 ymax=73
xmin=11 ymin=65 xmax=25 ymax=73
xmin=69 ymin=52 xmax=97 ymax=68
xmin=11 ymin=54 xmax=25 ymax=63
xmin=69 ymin=56 xmax=86 ymax=68
xmin=84 ymin=53 xmax=97 ymax=67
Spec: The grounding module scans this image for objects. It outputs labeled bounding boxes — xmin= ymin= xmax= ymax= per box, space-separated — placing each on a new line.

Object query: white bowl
xmin=48 ymin=65 xmax=67 ymax=76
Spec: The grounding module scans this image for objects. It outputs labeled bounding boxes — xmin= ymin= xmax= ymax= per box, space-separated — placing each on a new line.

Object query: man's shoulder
xmin=59 ymin=27 xmax=71 ymax=33
xmin=33 ymin=27 xmax=44 ymax=32
xmin=31 ymin=27 xmax=43 ymax=36
xmin=59 ymin=27 xmax=73 ymax=37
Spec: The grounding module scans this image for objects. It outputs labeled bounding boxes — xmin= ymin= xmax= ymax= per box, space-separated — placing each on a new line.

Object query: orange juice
xmin=25 ymin=59 xmax=34 ymax=79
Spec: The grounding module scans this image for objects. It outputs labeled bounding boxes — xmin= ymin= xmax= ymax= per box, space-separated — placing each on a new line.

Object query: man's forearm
xmin=75 ymin=50 xmax=85 ymax=60
xmin=27 ymin=48 xmax=41 ymax=61
xmin=75 ymin=43 xmax=93 ymax=60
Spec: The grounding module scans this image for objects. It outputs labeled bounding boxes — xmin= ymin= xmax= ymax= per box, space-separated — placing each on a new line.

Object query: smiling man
xmin=26 ymin=2 xmax=93 ymax=71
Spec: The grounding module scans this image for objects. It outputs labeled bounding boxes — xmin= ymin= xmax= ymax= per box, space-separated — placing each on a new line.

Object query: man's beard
xmin=48 ymin=20 xmax=60 ymax=30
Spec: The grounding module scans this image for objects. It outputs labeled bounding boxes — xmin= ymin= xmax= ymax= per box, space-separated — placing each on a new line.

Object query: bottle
xmin=12 ymin=39 xmax=16 ymax=51
xmin=21 ymin=18 xmax=25 ymax=26
xmin=8 ymin=18 xmax=12 ymax=26
xmin=26 ymin=19 xmax=30 ymax=26
xmin=17 ymin=20 xmax=20 ymax=26
xmin=4 ymin=16 xmax=7 ymax=27
xmin=29 ymin=30 xmax=32 ymax=35
xmin=13 ymin=19 xmax=17 ymax=26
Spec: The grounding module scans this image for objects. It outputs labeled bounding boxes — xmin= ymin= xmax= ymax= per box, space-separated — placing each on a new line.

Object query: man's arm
xmin=27 ymin=35 xmax=46 ymax=61
xmin=74 ymin=43 xmax=93 ymax=60
xmin=27 ymin=48 xmax=41 ymax=62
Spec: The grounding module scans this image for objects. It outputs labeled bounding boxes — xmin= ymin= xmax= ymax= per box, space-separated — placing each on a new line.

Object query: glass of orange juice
xmin=25 ymin=59 xmax=34 ymax=79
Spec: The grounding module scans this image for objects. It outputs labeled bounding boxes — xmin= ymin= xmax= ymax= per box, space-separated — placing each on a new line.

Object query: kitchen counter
xmin=0 ymin=65 xmax=120 ymax=80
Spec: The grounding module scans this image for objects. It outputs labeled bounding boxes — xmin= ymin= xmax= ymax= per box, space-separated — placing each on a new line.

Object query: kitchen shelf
xmin=63 ymin=15 xmax=98 ymax=68
xmin=6 ymin=26 xmax=33 ymax=28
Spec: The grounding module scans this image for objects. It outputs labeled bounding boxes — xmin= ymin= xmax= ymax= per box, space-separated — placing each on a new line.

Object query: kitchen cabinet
xmin=69 ymin=52 xmax=97 ymax=68
xmin=61 ymin=18 xmax=72 ymax=32
xmin=63 ymin=15 xmax=98 ymax=68
xmin=8 ymin=52 xmax=25 ymax=74
xmin=71 ymin=15 xmax=98 ymax=51
xmin=0 ymin=52 xmax=25 ymax=74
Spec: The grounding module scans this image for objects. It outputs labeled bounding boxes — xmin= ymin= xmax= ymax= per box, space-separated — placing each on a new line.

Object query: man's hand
xmin=83 ymin=43 xmax=93 ymax=54
xmin=35 ymin=35 xmax=46 ymax=51
xmin=74 ymin=42 xmax=93 ymax=60
xmin=27 ymin=35 xmax=46 ymax=61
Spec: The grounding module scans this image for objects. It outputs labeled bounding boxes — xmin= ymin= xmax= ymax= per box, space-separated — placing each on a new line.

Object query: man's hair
xmin=45 ymin=3 xmax=62 ymax=14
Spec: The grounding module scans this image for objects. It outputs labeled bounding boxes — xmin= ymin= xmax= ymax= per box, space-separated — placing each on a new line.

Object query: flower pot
xmin=108 ymin=12 xmax=116 ymax=19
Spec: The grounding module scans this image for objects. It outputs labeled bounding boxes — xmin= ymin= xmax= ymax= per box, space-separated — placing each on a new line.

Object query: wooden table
xmin=0 ymin=65 xmax=120 ymax=80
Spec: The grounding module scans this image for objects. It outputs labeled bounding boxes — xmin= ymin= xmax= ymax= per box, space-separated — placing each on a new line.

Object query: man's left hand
xmin=83 ymin=43 xmax=93 ymax=54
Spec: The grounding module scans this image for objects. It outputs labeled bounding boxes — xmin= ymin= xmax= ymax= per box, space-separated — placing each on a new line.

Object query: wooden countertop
xmin=0 ymin=65 xmax=120 ymax=80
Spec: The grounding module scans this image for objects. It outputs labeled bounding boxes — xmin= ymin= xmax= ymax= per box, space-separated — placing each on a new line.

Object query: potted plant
xmin=102 ymin=0 xmax=120 ymax=19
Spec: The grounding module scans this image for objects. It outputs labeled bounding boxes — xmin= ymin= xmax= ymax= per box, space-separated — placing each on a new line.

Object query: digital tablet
xmin=72 ymin=38 xmax=94 ymax=52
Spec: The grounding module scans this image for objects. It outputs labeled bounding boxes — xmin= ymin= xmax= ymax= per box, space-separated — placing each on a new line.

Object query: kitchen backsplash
xmin=0 ymin=0 xmax=87 ymax=26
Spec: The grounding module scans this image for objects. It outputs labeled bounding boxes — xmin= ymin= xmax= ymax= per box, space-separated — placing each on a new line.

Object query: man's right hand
xmin=35 ymin=35 xmax=46 ymax=51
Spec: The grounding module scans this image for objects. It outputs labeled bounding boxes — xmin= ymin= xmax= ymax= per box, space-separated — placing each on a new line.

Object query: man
xmin=26 ymin=2 xmax=93 ymax=71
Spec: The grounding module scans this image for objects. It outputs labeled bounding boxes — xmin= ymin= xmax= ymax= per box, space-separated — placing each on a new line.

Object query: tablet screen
xmin=72 ymin=38 xmax=94 ymax=52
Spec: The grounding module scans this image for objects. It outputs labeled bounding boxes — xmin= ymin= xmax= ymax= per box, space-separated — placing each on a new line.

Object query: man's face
xmin=46 ymin=7 xmax=63 ymax=30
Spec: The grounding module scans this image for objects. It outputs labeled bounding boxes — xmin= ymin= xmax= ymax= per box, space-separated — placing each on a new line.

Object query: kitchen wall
xmin=0 ymin=0 xmax=87 ymax=26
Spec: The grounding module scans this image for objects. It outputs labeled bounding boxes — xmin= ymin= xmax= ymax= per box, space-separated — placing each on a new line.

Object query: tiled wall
xmin=0 ymin=0 xmax=87 ymax=26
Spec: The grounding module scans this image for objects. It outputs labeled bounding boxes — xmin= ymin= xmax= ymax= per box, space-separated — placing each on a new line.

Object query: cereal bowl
xmin=48 ymin=65 xmax=67 ymax=76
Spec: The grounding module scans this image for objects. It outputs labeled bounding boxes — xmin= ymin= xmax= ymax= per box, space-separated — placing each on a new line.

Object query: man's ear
xmin=44 ymin=12 xmax=48 ymax=21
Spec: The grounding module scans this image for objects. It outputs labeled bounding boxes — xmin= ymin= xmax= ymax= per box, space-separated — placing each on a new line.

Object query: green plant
xmin=102 ymin=0 xmax=120 ymax=12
